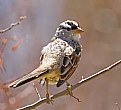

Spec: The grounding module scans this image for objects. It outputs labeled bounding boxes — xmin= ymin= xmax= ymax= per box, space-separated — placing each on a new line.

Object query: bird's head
xmin=54 ymin=20 xmax=84 ymax=42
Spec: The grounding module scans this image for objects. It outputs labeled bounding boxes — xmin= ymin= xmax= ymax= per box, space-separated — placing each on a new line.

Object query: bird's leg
xmin=45 ymin=78 xmax=49 ymax=99
xmin=45 ymin=78 xmax=53 ymax=104
xmin=66 ymin=81 xmax=73 ymax=95
xmin=66 ymin=81 xmax=81 ymax=102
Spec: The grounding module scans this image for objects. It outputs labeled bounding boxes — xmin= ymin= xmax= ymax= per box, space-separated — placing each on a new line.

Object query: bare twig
xmin=17 ymin=59 xmax=121 ymax=110
xmin=115 ymin=103 xmax=120 ymax=110
xmin=33 ymin=83 xmax=41 ymax=99
xmin=0 ymin=38 xmax=8 ymax=72
xmin=0 ymin=16 xmax=26 ymax=34
xmin=0 ymin=16 xmax=26 ymax=72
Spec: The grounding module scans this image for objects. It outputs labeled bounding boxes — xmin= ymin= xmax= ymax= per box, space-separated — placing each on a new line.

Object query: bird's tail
xmin=8 ymin=68 xmax=48 ymax=88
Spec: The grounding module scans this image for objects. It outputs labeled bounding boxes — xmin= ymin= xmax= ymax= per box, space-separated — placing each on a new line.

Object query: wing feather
xmin=56 ymin=45 xmax=81 ymax=87
xmin=8 ymin=67 xmax=49 ymax=88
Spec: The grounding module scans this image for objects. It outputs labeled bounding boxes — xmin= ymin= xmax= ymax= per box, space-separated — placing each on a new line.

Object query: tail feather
xmin=8 ymin=68 xmax=48 ymax=88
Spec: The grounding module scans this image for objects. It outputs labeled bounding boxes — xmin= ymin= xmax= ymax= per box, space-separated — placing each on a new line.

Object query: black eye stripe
xmin=67 ymin=22 xmax=73 ymax=26
xmin=58 ymin=25 xmax=71 ymax=31
xmin=67 ymin=22 xmax=78 ymax=30
xmin=71 ymin=25 xmax=78 ymax=29
xmin=58 ymin=26 xmax=66 ymax=30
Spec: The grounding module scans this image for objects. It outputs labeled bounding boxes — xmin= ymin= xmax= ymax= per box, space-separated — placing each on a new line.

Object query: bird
xmin=8 ymin=20 xmax=84 ymax=100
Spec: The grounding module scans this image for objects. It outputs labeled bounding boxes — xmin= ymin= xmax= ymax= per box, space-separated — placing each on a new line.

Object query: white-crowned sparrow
xmin=8 ymin=20 xmax=84 ymax=99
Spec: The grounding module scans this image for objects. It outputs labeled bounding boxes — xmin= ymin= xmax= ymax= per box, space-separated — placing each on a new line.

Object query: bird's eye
xmin=71 ymin=25 xmax=78 ymax=30
xmin=66 ymin=27 xmax=70 ymax=31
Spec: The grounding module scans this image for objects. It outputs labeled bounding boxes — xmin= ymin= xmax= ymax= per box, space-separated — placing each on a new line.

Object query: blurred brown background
xmin=0 ymin=0 xmax=121 ymax=110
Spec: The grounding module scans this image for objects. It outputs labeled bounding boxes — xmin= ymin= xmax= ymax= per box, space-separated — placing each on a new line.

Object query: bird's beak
xmin=76 ymin=27 xmax=84 ymax=33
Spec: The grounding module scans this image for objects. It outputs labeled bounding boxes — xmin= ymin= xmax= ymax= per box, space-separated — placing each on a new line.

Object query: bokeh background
xmin=0 ymin=0 xmax=121 ymax=110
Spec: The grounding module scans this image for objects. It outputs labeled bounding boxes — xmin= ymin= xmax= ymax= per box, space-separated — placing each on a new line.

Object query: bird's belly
xmin=46 ymin=69 xmax=60 ymax=85
xmin=48 ymin=77 xmax=60 ymax=85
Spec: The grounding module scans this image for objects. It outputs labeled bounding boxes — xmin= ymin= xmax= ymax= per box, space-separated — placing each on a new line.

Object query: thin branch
xmin=115 ymin=103 xmax=120 ymax=110
xmin=17 ymin=59 xmax=121 ymax=110
xmin=0 ymin=16 xmax=26 ymax=34
xmin=0 ymin=37 xmax=8 ymax=72
xmin=33 ymin=83 xmax=41 ymax=99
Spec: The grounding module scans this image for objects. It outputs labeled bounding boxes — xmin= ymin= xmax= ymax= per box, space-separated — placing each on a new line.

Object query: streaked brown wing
xmin=56 ymin=46 xmax=81 ymax=87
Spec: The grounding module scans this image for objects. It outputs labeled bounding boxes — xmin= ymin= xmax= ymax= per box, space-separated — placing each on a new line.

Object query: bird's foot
xmin=66 ymin=82 xmax=82 ymax=102
xmin=46 ymin=93 xmax=53 ymax=104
